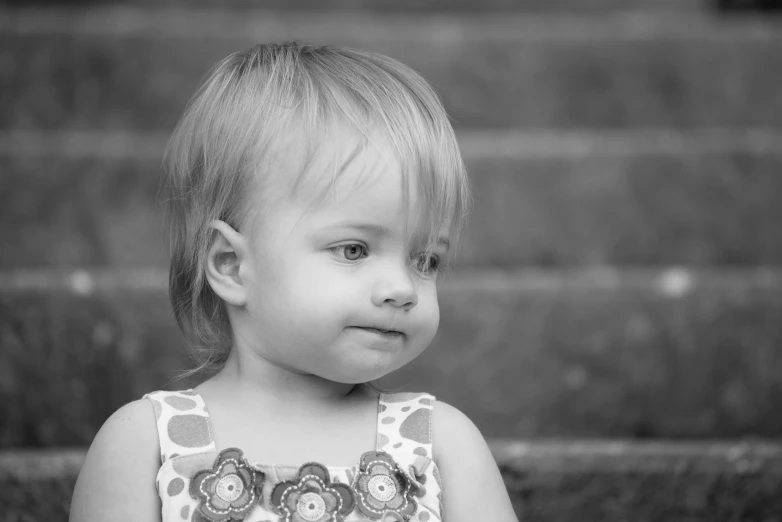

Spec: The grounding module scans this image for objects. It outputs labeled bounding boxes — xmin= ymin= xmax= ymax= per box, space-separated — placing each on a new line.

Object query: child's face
xmin=238 ymin=138 xmax=446 ymax=384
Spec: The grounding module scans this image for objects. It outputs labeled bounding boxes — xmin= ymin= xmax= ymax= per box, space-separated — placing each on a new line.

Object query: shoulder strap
xmin=375 ymin=392 xmax=435 ymax=459
xmin=143 ymin=389 xmax=215 ymax=464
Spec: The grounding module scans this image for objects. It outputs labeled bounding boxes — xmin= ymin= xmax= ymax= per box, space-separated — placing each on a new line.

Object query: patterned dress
xmin=145 ymin=390 xmax=443 ymax=522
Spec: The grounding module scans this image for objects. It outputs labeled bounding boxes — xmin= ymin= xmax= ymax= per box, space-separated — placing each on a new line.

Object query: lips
xmin=353 ymin=326 xmax=405 ymax=338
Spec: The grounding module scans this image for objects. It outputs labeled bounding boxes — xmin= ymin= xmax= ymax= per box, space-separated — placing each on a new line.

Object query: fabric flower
xmin=353 ymin=451 xmax=418 ymax=520
xmin=271 ymin=462 xmax=356 ymax=522
xmin=190 ymin=448 xmax=264 ymax=522
xmin=403 ymin=456 xmax=431 ymax=498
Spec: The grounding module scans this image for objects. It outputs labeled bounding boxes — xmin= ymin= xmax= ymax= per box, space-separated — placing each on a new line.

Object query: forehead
xmin=298 ymin=136 xmax=420 ymax=227
xmin=250 ymin=125 xmax=451 ymax=247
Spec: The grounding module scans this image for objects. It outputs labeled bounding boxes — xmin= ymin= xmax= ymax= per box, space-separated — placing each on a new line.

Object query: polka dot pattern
xmin=377 ymin=433 xmax=390 ymax=449
xmin=419 ymin=511 xmax=430 ymax=521
xmin=378 ymin=395 xmax=435 ymax=456
xmin=167 ymin=477 xmax=184 ymax=496
xmin=145 ymin=390 xmax=219 ymax=522
xmin=147 ymin=390 xmax=215 ymax=465
xmin=399 ymin=408 xmax=432 ymax=444
xmin=164 ymin=396 xmax=197 ymax=411
xmin=167 ymin=415 xmax=211 ymax=448
xmin=372 ymin=392 xmax=440 ymax=521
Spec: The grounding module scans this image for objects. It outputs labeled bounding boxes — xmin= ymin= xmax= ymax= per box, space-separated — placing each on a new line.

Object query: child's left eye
xmin=333 ymin=244 xmax=367 ymax=261
xmin=413 ymin=253 xmax=442 ymax=275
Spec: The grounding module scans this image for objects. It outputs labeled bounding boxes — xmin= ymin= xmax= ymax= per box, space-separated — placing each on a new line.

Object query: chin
xmin=327 ymin=359 xmax=404 ymax=385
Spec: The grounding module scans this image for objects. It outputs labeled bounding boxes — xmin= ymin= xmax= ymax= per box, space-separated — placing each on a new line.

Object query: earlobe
xmin=204 ymin=220 xmax=250 ymax=307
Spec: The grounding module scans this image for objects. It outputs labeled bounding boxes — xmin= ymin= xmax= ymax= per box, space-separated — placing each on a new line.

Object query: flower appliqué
xmin=190 ymin=448 xmax=264 ymax=522
xmin=353 ymin=451 xmax=420 ymax=520
xmin=271 ymin=462 xmax=356 ymax=522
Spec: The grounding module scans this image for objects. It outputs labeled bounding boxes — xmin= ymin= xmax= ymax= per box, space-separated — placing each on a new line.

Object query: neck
xmin=206 ymin=345 xmax=361 ymax=406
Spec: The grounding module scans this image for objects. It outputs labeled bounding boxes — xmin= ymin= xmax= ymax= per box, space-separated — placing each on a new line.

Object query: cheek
xmin=247 ymin=256 xmax=313 ymax=322
xmin=279 ymin=263 xmax=361 ymax=322
xmin=430 ymin=304 xmax=440 ymax=332
xmin=416 ymin=287 xmax=440 ymax=336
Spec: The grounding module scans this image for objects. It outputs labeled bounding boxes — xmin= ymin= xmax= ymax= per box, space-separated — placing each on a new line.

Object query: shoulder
xmin=69 ymin=399 xmax=161 ymax=522
xmin=432 ymin=400 xmax=519 ymax=521
xmin=92 ymin=398 xmax=160 ymax=457
xmin=432 ymin=399 xmax=484 ymax=459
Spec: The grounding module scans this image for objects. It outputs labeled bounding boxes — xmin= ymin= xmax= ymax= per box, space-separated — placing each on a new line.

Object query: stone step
xmin=41 ymin=0 xmax=703 ymax=13
xmin=2 ymin=9 xmax=782 ymax=130
xmin=2 ymin=130 xmax=781 ymax=268
xmin=2 ymin=441 xmax=781 ymax=521
xmin=2 ymin=268 xmax=781 ymax=445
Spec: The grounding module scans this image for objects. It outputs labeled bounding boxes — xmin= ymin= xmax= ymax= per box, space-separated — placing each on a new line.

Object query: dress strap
xmin=375 ymin=392 xmax=435 ymax=459
xmin=143 ymin=389 xmax=216 ymax=464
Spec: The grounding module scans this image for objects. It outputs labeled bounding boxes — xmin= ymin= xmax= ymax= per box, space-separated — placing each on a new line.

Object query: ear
xmin=204 ymin=220 xmax=251 ymax=307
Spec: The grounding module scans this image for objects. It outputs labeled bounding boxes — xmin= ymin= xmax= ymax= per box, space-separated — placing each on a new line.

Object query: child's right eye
xmin=332 ymin=244 xmax=368 ymax=261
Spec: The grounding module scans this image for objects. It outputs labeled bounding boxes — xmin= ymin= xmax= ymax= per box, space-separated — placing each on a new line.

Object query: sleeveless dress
xmin=144 ymin=389 xmax=444 ymax=522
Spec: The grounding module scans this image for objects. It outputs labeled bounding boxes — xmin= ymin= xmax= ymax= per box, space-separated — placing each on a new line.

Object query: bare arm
xmin=433 ymin=401 xmax=519 ymax=522
xmin=70 ymin=399 xmax=161 ymax=522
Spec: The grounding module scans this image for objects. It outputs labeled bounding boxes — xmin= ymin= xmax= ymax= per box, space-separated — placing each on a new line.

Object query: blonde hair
xmin=162 ymin=42 xmax=471 ymax=374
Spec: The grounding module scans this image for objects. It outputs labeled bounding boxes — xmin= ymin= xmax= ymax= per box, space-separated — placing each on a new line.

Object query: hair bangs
xmin=281 ymin=46 xmax=471 ymax=263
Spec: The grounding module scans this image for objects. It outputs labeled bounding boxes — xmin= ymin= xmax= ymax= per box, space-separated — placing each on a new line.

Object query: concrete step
xmin=2 ymin=130 xmax=781 ymax=268
xmin=24 ymin=0 xmax=703 ymax=13
xmin=3 ymin=441 xmax=782 ymax=521
xmin=2 ymin=9 xmax=782 ymax=130
xmin=2 ymin=268 xmax=781 ymax=445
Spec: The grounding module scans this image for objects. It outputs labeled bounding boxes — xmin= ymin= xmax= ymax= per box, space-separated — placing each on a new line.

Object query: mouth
xmin=353 ymin=326 xmax=406 ymax=339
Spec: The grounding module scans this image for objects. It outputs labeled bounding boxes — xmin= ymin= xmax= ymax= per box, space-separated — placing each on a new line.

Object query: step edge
xmin=2 ymin=7 xmax=781 ymax=42
xmin=2 ymin=439 xmax=781 ymax=480
xmin=3 ymin=128 xmax=782 ymax=161
xmin=2 ymin=267 xmax=781 ymax=294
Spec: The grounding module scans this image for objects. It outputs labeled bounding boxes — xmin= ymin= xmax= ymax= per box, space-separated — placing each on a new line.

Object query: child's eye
xmin=413 ymin=253 xmax=442 ymax=275
xmin=333 ymin=243 xmax=367 ymax=261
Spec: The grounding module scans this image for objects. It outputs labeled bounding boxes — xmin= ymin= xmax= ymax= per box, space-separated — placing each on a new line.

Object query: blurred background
xmin=1 ymin=0 xmax=782 ymax=520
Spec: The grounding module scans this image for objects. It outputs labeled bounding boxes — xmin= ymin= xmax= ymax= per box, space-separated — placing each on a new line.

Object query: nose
xmin=371 ymin=263 xmax=418 ymax=310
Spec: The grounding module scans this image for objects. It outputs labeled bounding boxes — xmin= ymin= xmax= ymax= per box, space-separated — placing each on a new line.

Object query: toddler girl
xmin=71 ymin=42 xmax=517 ymax=522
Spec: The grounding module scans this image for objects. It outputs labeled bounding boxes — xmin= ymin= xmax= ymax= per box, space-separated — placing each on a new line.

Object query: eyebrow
xmin=323 ymin=222 xmax=450 ymax=248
